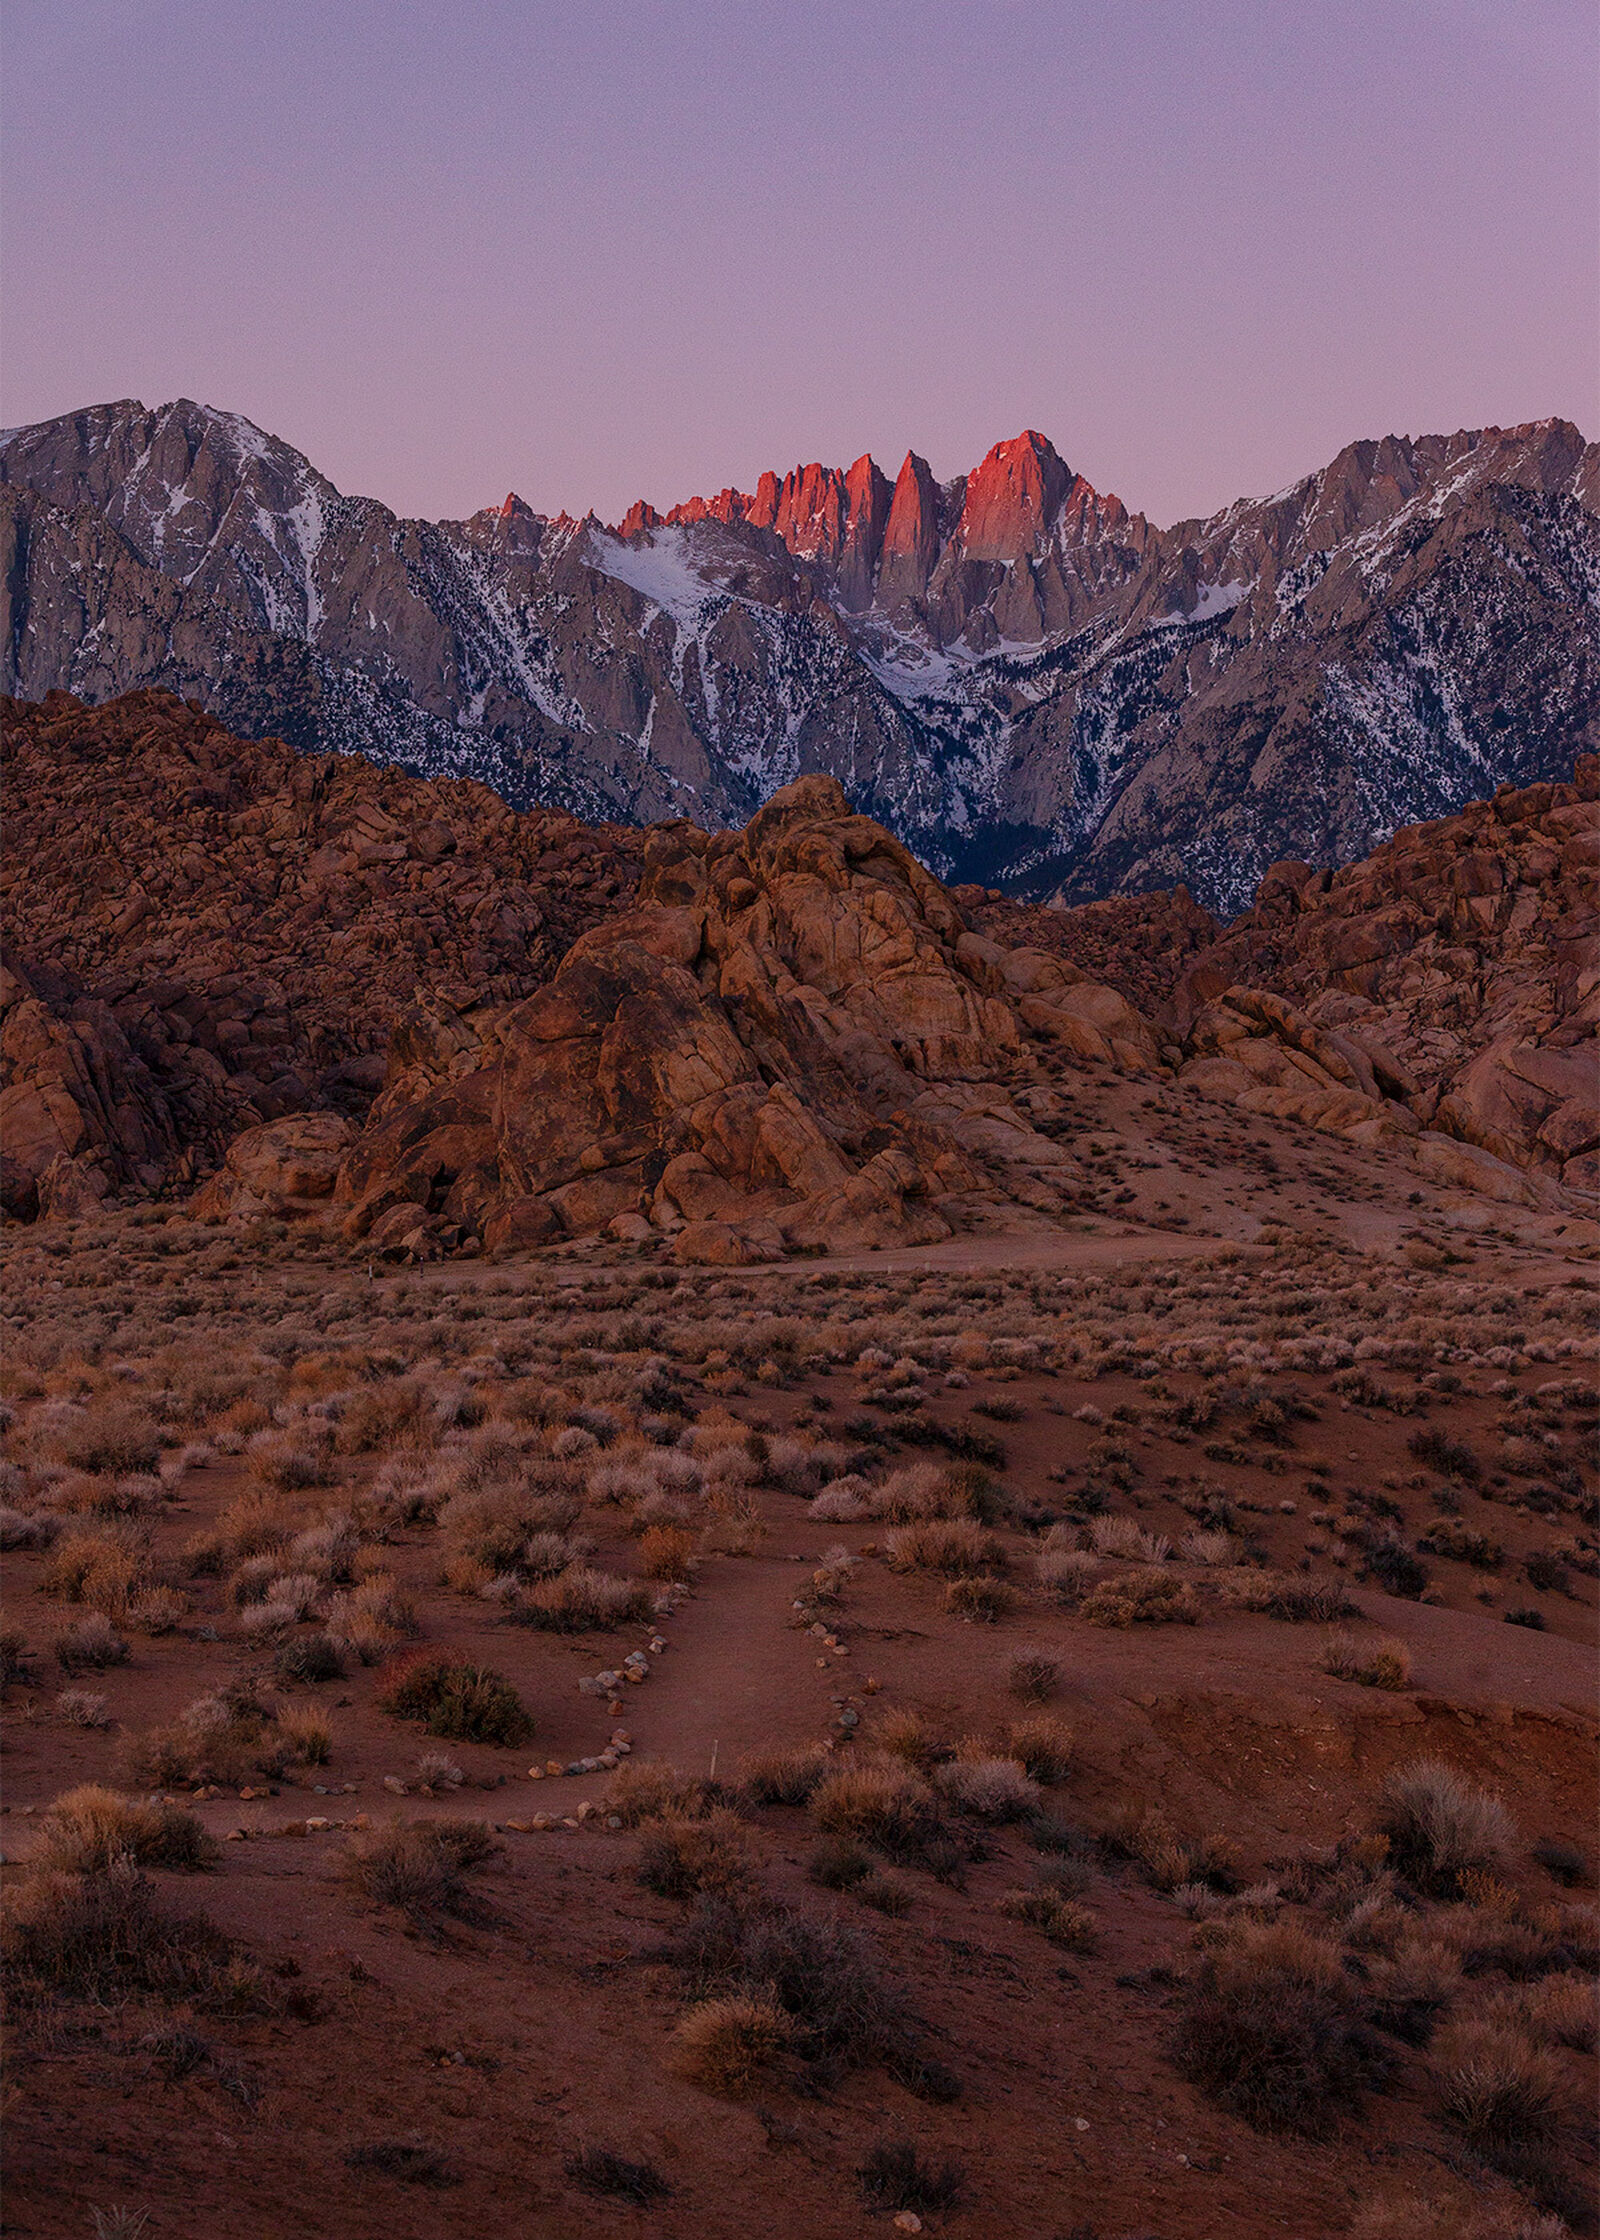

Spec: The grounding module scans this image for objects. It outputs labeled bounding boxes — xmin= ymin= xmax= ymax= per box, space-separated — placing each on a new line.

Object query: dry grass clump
xmin=636 ymin=1526 xmax=696 ymax=1581
xmin=1080 ymin=1567 xmax=1198 ymax=1628
xmin=562 ymin=2146 xmax=671 ymax=2204
xmin=511 ymin=1565 xmax=653 ymax=1633
xmin=1005 ymin=1715 xmax=1074 ymax=1785
xmin=276 ymin=1704 xmax=333 ymax=1766
xmin=41 ymin=1404 xmax=161 ymax=1478
xmin=1433 ymin=2020 xmax=1571 ymax=2178
xmin=1418 ymin=1518 xmax=1503 ymax=1569
xmin=123 ymin=1686 xmax=298 ymax=1790
xmin=1378 ymin=1761 xmax=1513 ymax=1898
xmin=343 ymin=2139 xmax=457 ymax=2187
xmin=737 ymin=1742 xmax=832 ymax=1809
xmin=935 ymin=1755 xmax=1039 ymax=1823
xmin=999 ymin=1886 xmax=1098 ymax=1950
xmin=377 ymin=1653 xmax=534 ymax=1747
xmin=54 ymin=1612 xmax=131 ymax=1674
xmin=871 ymin=1464 xmax=981 ymax=1524
xmin=326 ymin=1573 xmax=418 ymax=1666
xmin=1112 ymin=1807 xmax=1240 ymax=1894
xmin=273 ymin=1631 xmax=347 ymax=1685
xmin=1006 ymin=1649 xmax=1060 ymax=1701
xmin=882 ymin=1518 xmax=1003 ymax=1577
xmin=1036 ymin=1545 xmax=1098 ymax=1604
xmin=1483 ymin=1974 xmax=1599 ymax=2054
xmin=660 ymin=1897 xmax=933 ymax=2090
xmin=244 ymin=1427 xmax=332 ymax=1493
xmin=1321 ymin=1632 xmax=1413 ymax=1690
xmin=55 ymin=1688 xmax=111 ymax=1728
xmin=670 ymin=1995 xmax=795 ymax=2095
xmin=603 ymin=1761 xmax=715 ymax=1828
xmin=943 ymin=1574 xmax=1018 ymax=1622
xmin=27 ymin=1786 xmax=218 ymax=1875
xmin=637 ymin=1813 xmax=757 ymax=1901
xmin=856 ymin=2138 xmax=965 ymax=2216
xmin=873 ymin=1709 xmax=941 ymax=1773
xmin=1172 ymin=1920 xmax=1390 ymax=2135
xmin=1227 ymin=1572 xmax=1356 ymax=1623
xmin=810 ymin=1757 xmax=946 ymax=1863
xmin=340 ymin=1818 xmax=499 ymax=1921
xmin=39 ymin=1526 xmax=149 ymax=1619
xmin=1 ymin=1859 xmax=272 ymax=2012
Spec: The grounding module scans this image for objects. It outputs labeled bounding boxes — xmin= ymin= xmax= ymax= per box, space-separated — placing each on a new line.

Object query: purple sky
xmin=4 ymin=0 xmax=1594 ymax=528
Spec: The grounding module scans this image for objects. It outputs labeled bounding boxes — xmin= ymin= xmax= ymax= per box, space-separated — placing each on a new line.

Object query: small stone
xmin=1074 ymin=2117 xmax=1090 ymax=2132
xmin=893 ymin=2217 xmax=923 ymax=2234
xmin=546 ymin=1759 xmax=564 ymax=1776
xmin=527 ymin=1767 xmax=544 ymax=1780
xmin=305 ymin=1817 xmax=330 ymax=1832
xmin=382 ymin=1776 xmax=408 ymax=1795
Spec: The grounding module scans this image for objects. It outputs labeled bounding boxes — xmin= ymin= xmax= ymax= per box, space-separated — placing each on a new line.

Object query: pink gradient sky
xmin=3 ymin=0 xmax=1594 ymax=529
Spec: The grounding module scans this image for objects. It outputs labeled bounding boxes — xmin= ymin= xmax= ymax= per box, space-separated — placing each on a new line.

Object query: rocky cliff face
xmin=3 ymin=402 xmax=1596 ymax=910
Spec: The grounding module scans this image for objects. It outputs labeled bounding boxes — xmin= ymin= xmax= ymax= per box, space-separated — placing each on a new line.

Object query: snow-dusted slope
xmin=2 ymin=401 xmax=1595 ymax=909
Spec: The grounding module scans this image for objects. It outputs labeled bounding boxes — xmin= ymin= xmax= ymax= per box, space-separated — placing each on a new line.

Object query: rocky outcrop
xmin=1161 ymin=766 xmax=1599 ymax=1194
xmin=0 ymin=689 xmax=641 ymax=1211
xmin=4 ymin=400 xmax=1593 ymax=911
xmin=330 ymin=774 xmax=1168 ymax=1260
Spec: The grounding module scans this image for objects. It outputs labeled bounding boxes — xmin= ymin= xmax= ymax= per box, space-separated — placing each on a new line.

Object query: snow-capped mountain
xmin=3 ymin=400 xmax=1595 ymax=910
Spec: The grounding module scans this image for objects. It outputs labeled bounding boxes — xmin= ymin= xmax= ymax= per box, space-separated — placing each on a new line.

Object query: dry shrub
xmin=1000 ymin=1887 xmax=1098 ymax=1950
xmin=343 ymin=2140 xmax=456 ymax=2187
xmin=340 ymin=1818 xmax=499 ymax=1921
xmin=1081 ymin=1568 xmax=1198 ymax=1628
xmin=335 ymin=1381 xmax=435 ymax=1455
xmin=123 ymin=1686 xmax=291 ymax=1790
xmin=274 ymin=1631 xmax=347 ymax=1685
xmin=55 ymin=1689 xmax=110 ymax=1728
xmin=660 ymin=1897 xmax=928 ymax=2086
xmin=28 ymin=1786 xmax=218 ymax=1875
xmin=857 ymin=1871 xmax=913 ymax=1916
xmin=1379 ymin=1761 xmax=1513 ymax=1898
xmin=377 ymin=1653 xmax=534 ymax=1747
xmin=512 ymin=1565 xmax=653 ymax=1633
xmin=1 ymin=1860 xmax=272 ymax=2011
xmin=943 ymin=1575 xmax=1017 ymax=1623
xmin=882 ymin=1519 xmax=1002 ymax=1577
xmin=1484 ymin=1974 xmax=1599 ymax=2054
xmin=1348 ymin=2194 xmax=1569 ymax=2240
xmin=562 ymin=2146 xmax=671 ymax=2204
xmin=811 ymin=1758 xmax=946 ymax=1863
xmin=1321 ymin=1632 xmax=1413 ymax=1690
xmin=184 ymin=1490 xmax=295 ymax=1575
xmin=245 ymin=1429 xmax=331 ymax=1493
xmin=1433 ymin=2021 xmax=1570 ymax=2166
xmin=1006 ymin=1715 xmax=1074 ymax=1785
xmin=637 ymin=1527 xmax=695 ymax=1581
xmin=126 ymin=1586 xmax=187 ymax=1636
xmin=1172 ymin=1921 xmax=1390 ymax=2135
xmin=277 ymin=1704 xmax=333 ymax=1766
xmin=808 ymin=1837 xmax=874 ymax=1890
xmin=1112 ymin=1807 xmax=1239 ymax=1894
xmin=670 ymin=1996 xmax=795 ymax=2095
xmin=46 ymin=1405 xmax=160 ymax=1478
xmin=873 ymin=1709 xmax=940 ymax=1773
xmin=936 ymin=1756 xmax=1039 ymax=1823
xmin=604 ymin=1761 xmax=714 ymax=1828
xmin=856 ymin=2139 xmax=965 ymax=2217
xmin=1007 ymin=1650 xmax=1060 ymax=1701
xmin=637 ymin=1813 xmax=756 ymax=1901
xmin=871 ymin=1465 xmax=976 ymax=1523
xmin=1036 ymin=1547 xmax=1098 ymax=1604
xmin=39 ymin=1527 xmax=148 ymax=1618
xmin=1228 ymin=1572 xmax=1356 ymax=1623
xmin=55 ymin=1613 xmax=130 ymax=1674
xmin=737 ymin=1743 xmax=831 ymax=1808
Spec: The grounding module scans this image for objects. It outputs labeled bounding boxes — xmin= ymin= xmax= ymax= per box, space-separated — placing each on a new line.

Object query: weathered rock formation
xmin=4 ymin=400 xmax=1594 ymax=911
xmin=2 ymin=692 xmax=1592 ymax=1247
xmin=0 ymin=689 xmax=639 ymax=1219
xmin=330 ymin=775 xmax=1162 ymax=1261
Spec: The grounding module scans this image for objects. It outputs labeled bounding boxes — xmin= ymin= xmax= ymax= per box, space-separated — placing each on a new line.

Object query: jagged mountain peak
xmin=1 ymin=396 xmax=1594 ymax=915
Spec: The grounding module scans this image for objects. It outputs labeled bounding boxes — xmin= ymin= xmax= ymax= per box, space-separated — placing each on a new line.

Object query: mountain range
xmin=2 ymin=400 xmax=1595 ymax=910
